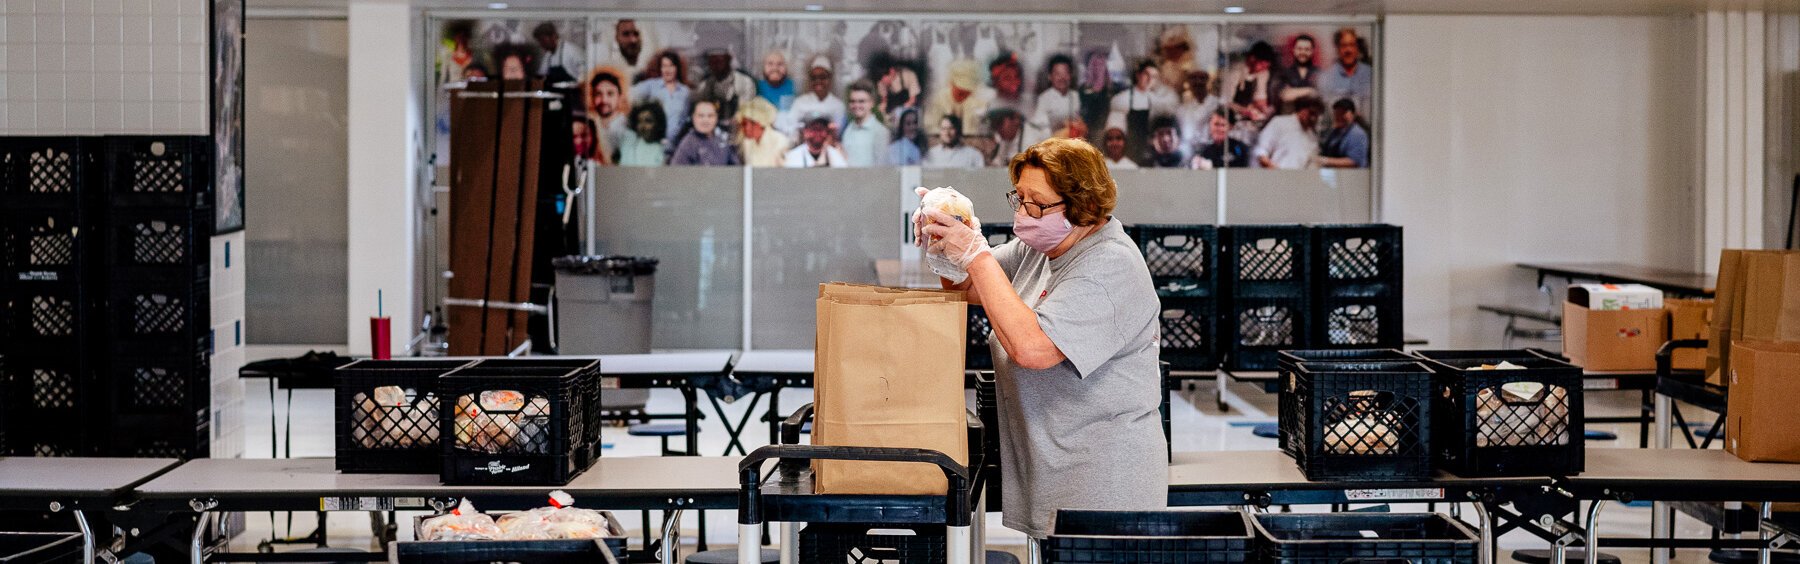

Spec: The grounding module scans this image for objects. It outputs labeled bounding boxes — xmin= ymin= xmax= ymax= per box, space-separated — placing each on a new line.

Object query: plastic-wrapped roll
xmin=418 ymin=499 xmax=501 ymax=541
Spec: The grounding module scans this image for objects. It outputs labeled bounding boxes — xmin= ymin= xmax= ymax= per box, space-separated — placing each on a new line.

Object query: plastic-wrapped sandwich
xmin=917 ymin=186 xmax=977 ymax=283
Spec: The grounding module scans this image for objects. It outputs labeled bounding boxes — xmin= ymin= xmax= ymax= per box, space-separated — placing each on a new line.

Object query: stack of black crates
xmin=1134 ymin=225 xmax=1222 ymax=371
xmin=0 ymin=136 xmax=214 ymax=459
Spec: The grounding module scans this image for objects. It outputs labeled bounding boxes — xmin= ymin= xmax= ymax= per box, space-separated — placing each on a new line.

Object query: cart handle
xmin=780 ymin=404 xmax=815 ymax=446
xmin=1655 ymin=339 xmax=1707 ymax=377
xmin=738 ymin=444 xmax=972 ymax=527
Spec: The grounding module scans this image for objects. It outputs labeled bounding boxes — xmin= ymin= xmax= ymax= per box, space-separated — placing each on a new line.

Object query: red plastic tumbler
xmin=370 ymin=317 xmax=392 ymax=360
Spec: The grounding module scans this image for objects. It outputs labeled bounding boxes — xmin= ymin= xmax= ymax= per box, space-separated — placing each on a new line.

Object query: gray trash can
xmin=553 ymin=256 xmax=658 ymax=411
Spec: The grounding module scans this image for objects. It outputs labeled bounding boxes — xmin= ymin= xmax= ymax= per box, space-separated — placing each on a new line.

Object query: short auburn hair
xmin=1007 ymin=137 xmax=1116 ymax=226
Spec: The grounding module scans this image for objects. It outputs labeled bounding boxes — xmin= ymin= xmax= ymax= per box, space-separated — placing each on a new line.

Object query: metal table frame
xmin=127 ymin=457 xmax=740 ymax=564
xmin=0 ymin=457 xmax=183 ymax=564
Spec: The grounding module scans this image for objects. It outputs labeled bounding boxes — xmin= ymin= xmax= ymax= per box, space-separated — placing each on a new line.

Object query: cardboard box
xmin=1563 ymin=300 xmax=1669 ymax=372
xmin=1707 ymin=250 xmax=1746 ymax=386
xmin=1725 ymin=340 xmax=1800 ymax=463
xmin=1740 ymin=253 xmax=1800 ymax=343
xmin=1665 ymin=298 xmax=1713 ymax=371
xmin=1571 ymin=283 xmax=1664 ymax=310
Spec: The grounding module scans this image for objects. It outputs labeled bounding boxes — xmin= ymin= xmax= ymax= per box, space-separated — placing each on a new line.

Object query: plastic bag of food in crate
xmin=1474 ymin=380 xmax=1571 ymax=447
xmin=419 ymin=499 xmax=501 ymax=541
xmin=814 ymin=282 xmax=969 ymax=495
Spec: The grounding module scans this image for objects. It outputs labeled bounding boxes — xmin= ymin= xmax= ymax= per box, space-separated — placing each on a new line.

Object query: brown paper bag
xmin=1724 ymin=340 xmax=1800 ymax=463
xmin=1740 ymin=253 xmax=1800 ymax=343
xmin=1706 ymin=250 xmax=1746 ymax=386
xmin=813 ymin=282 xmax=969 ymax=495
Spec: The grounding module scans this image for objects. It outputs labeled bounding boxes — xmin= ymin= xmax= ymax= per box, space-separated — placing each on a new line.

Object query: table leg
xmin=736 ymin=520 xmax=758 ymax=564
xmin=190 ymin=512 xmax=209 ymax=564
xmin=707 ymin=392 xmax=765 ymax=456
xmin=74 ymin=510 xmax=95 ymax=564
xmin=1639 ymin=388 xmax=1652 ymax=448
xmin=682 ymin=387 xmax=701 ymax=457
xmin=1654 ymin=393 xmax=1672 ymax=449
xmin=1652 ymin=391 xmax=1673 ymax=564
xmin=1215 ymin=370 xmax=1229 ymax=413
xmin=779 ymin=522 xmax=798 ymax=564
xmin=1585 ymin=501 xmax=1607 ymax=564
xmin=1474 ymin=502 xmax=1494 ymax=564
xmin=1759 ymin=502 xmax=1773 ymax=564
xmin=948 ymin=524 xmax=971 ymax=564
xmin=662 ymin=509 xmax=684 ymax=564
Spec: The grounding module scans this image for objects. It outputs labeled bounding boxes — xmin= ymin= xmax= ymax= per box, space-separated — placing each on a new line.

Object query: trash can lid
xmin=552 ymin=255 xmax=659 ymax=275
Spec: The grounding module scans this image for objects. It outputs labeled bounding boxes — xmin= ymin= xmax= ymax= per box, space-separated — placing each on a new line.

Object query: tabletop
xmin=1168 ymin=450 xmax=1546 ymax=492
xmin=132 ymin=456 xmax=748 ymax=510
xmin=1517 ymin=262 xmax=1714 ymax=296
xmin=592 ymin=352 xmax=734 ymax=376
xmin=0 ymin=457 xmax=182 ymax=509
xmin=1565 ymin=449 xmax=1800 ymax=501
xmin=732 ymin=350 xmax=815 ymax=375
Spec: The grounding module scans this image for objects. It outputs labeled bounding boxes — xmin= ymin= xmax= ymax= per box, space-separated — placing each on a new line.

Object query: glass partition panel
xmin=592 ymin=166 xmax=745 ymax=350
xmin=919 ymin=167 xmax=1014 ymax=222
xmin=1223 ymin=168 xmax=1373 ymax=224
xmin=750 ymin=167 xmax=905 ymax=349
xmin=1108 ymin=168 xmax=1219 ymax=225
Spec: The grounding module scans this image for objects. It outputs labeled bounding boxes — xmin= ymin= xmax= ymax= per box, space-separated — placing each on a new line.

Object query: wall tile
xmin=0 ymin=75 xmax=7 ymax=100
xmin=179 ymin=43 xmax=202 ymax=73
xmin=179 ymin=100 xmax=203 ymax=131
xmin=66 ymin=71 xmax=92 ymax=100
xmin=121 ymin=101 xmax=147 ymax=131
xmin=122 ymin=0 xmax=149 ymax=15
xmin=151 ymin=43 xmax=178 ymax=71
xmin=149 ymin=0 xmax=175 ymax=13
xmin=0 ymin=16 xmax=8 ymax=43
xmin=37 ymin=102 xmax=64 ymax=131
xmin=92 ymin=0 xmax=118 ymax=14
xmin=93 ymin=43 xmax=121 ymax=72
xmin=178 ymin=14 xmax=201 ymax=44
xmin=149 ymin=15 xmax=177 ymax=43
xmin=66 ymin=101 xmax=93 ymax=131
xmin=94 ymin=100 xmax=120 ymax=129
xmin=64 ymin=0 xmax=89 ymax=14
xmin=0 ymin=46 xmax=8 ymax=72
xmin=94 ymin=72 xmax=122 ymax=101
xmin=150 ymin=100 xmax=177 ymax=130
xmin=7 ymin=15 xmax=34 ymax=44
xmin=93 ymin=13 xmax=119 ymax=43
xmin=7 ymin=73 xmax=33 ymax=100
xmin=34 ymin=15 xmax=62 ymax=43
xmin=121 ymin=14 xmax=148 ymax=43
xmin=7 ymin=0 xmax=36 ymax=15
xmin=121 ymin=72 xmax=148 ymax=101
xmin=65 ymin=43 xmax=92 ymax=72
xmin=150 ymin=72 xmax=177 ymax=101
xmin=177 ymin=0 xmax=197 ymax=15
xmin=65 ymin=14 xmax=92 ymax=43
xmin=179 ymin=72 xmax=203 ymax=101
xmin=37 ymin=72 xmax=63 ymax=100
xmin=121 ymin=41 xmax=148 ymax=71
xmin=10 ymin=102 xmax=36 ymax=130
xmin=33 ymin=43 xmax=60 ymax=73
xmin=0 ymin=104 xmax=9 ymax=131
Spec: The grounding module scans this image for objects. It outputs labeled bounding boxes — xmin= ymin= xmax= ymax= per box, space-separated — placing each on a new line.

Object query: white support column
xmin=345 ymin=0 xmax=419 ymax=355
xmin=1702 ymin=9 xmax=1771 ymax=265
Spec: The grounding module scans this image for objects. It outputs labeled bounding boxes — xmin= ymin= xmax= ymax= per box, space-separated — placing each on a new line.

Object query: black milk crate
xmin=1134 ymin=225 xmax=1220 ymax=298
xmin=1225 ymin=296 xmax=1310 ymax=372
xmin=458 ymin=357 xmax=603 ymax=468
xmin=1222 ymin=225 xmax=1310 ymax=298
xmin=392 ymin=540 xmax=620 ymax=564
xmin=980 ymin=223 xmax=1016 ymax=246
xmin=107 ymin=277 xmax=211 ymax=356
xmin=0 ymin=137 xmax=99 ymax=209
xmin=0 ymin=531 xmax=83 ymax=563
xmin=108 ymin=349 xmax=211 ymax=420
xmin=107 ymin=412 xmax=210 ymax=459
xmin=1279 ymin=361 xmax=1433 ymax=481
xmin=103 ymin=136 xmax=214 ymax=209
xmin=1315 ymin=295 xmax=1403 ymax=349
xmin=335 ymin=359 xmax=477 ymax=474
xmin=106 ymin=207 xmax=213 ymax=282
xmin=1274 ymin=349 xmax=1414 ymax=457
xmin=1046 ymin=509 xmax=1254 ymax=564
xmin=799 ymin=523 xmax=946 ymax=564
xmin=1 ymin=279 xmax=95 ymax=352
xmin=0 ymin=353 xmax=99 ymax=456
xmin=1157 ymin=297 xmax=1219 ymax=371
xmin=1253 ymin=513 xmax=1479 ymax=564
xmin=1312 ymin=224 xmax=1402 ymax=298
xmin=3 ymin=208 xmax=94 ymax=280
xmin=439 ymin=359 xmax=598 ymax=486
xmin=1415 ymin=350 xmax=1585 ymax=477
xmin=968 ymin=305 xmax=993 ymax=370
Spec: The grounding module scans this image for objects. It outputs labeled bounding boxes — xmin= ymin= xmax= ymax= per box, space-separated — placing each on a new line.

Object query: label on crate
xmin=16 ymin=271 xmax=60 ymax=282
xmin=1343 ymin=488 xmax=1443 ymax=501
xmin=1583 ymin=378 xmax=1621 ymax=390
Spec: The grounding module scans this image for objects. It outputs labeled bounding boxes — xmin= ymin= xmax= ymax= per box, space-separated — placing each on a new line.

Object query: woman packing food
xmin=916 ymin=137 xmax=1167 ymax=555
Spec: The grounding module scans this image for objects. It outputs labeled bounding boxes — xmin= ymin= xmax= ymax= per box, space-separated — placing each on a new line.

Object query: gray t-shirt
xmin=989 ymin=217 xmax=1168 ymax=538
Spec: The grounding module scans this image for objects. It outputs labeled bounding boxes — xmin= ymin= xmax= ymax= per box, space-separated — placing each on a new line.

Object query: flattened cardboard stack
xmin=1710 ymin=250 xmax=1800 ymax=463
xmin=813 ymin=283 xmax=969 ymax=495
xmin=447 ymin=80 xmax=548 ymax=356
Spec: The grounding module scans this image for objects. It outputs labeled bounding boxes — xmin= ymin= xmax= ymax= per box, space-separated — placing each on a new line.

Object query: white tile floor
xmin=228 ymin=369 xmax=1737 ymax=564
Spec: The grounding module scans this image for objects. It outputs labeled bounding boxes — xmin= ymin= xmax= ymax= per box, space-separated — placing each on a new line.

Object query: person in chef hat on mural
xmin=925 ymin=59 xmax=997 ymax=140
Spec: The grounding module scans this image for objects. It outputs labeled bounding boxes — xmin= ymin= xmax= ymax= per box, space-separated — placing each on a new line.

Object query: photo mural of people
xmin=1075 ymin=23 xmax=1220 ymax=169
xmin=1221 ymin=23 xmax=1374 ymax=169
xmin=431 ymin=17 xmax=1373 ymax=171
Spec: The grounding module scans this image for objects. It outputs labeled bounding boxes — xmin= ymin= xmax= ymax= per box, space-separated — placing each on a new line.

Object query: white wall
xmin=0 ymin=0 xmax=209 ymax=134
xmin=345 ymin=0 xmax=418 ymax=356
xmin=1382 ymin=14 xmax=1700 ymax=349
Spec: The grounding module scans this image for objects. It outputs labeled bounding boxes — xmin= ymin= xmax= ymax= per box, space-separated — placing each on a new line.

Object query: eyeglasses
xmin=1007 ymin=190 xmax=1066 ymax=219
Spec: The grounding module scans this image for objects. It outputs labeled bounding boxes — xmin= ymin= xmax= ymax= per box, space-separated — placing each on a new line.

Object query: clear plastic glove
xmin=921 ymin=208 xmax=991 ymax=274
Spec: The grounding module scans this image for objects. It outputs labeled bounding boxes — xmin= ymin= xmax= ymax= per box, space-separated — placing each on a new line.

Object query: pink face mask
xmin=1015 ymin=207 xmax=1074 ymax=254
